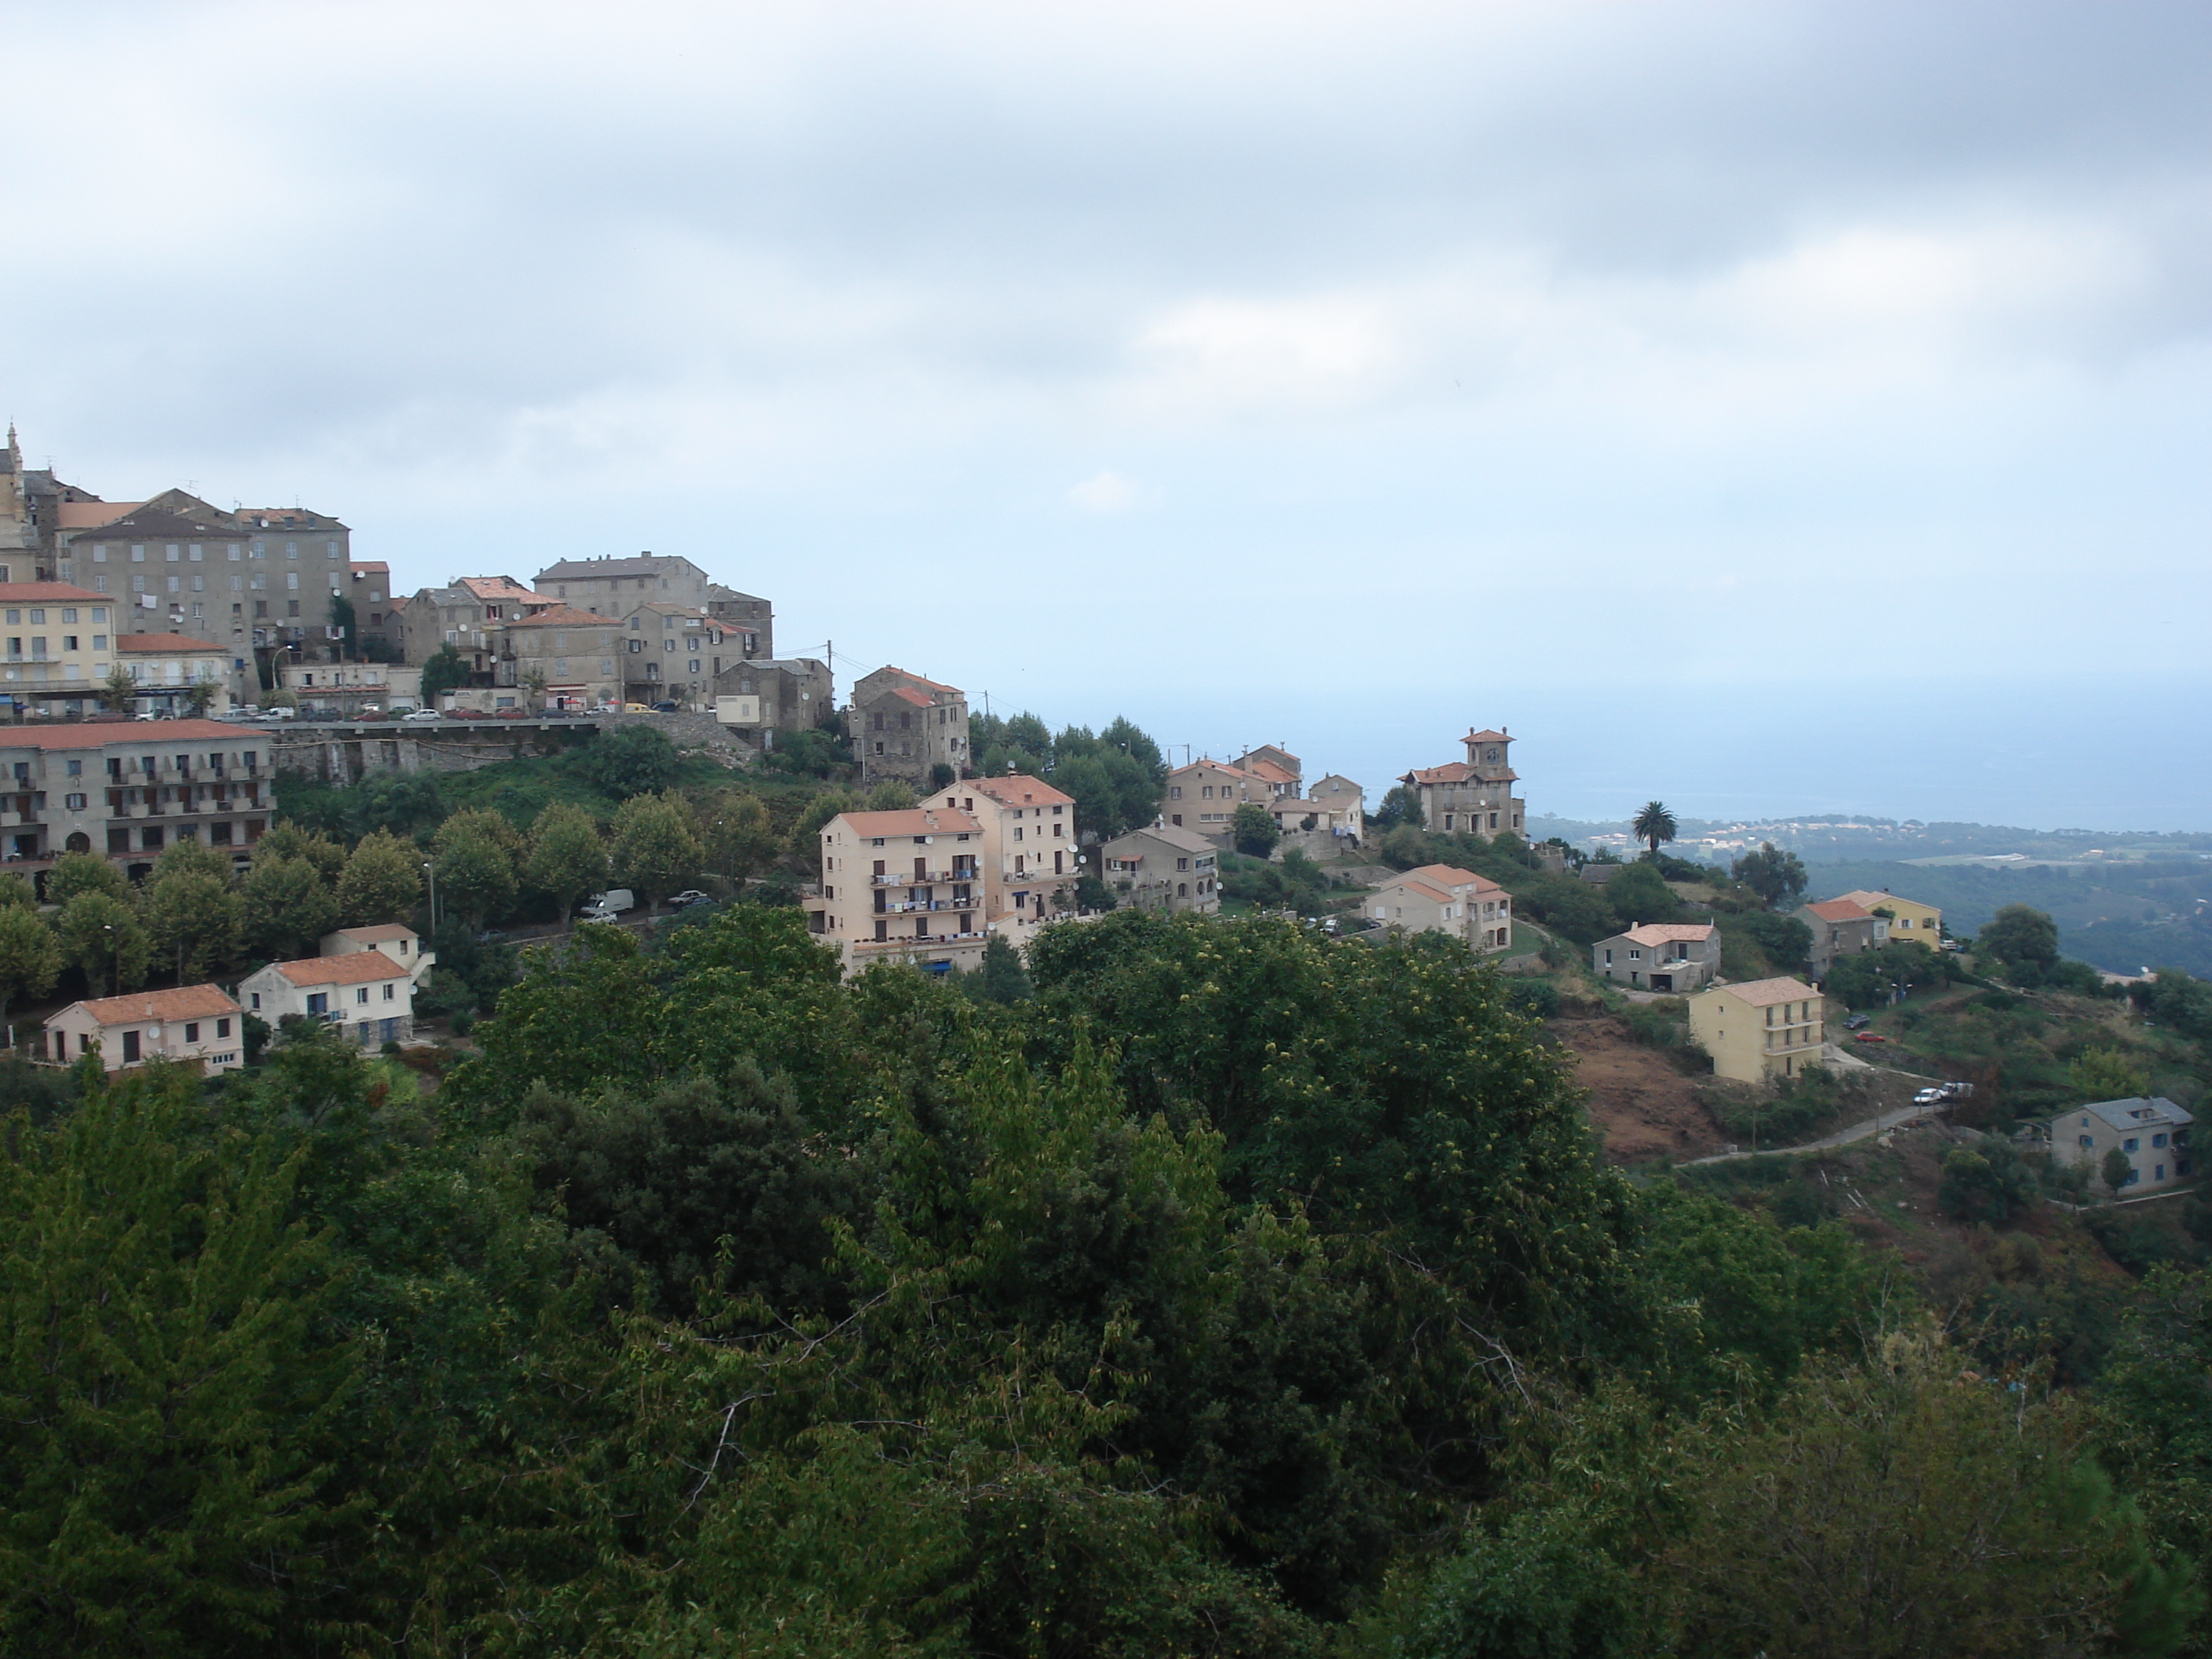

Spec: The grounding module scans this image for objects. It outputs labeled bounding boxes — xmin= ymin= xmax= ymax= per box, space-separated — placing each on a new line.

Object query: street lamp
xmin=423 ymin=860 xmax=438 ymax=932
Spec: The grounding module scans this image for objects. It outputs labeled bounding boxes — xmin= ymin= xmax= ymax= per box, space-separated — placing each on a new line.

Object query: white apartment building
xmin=810 ymin=805 xmax=992 ymax=973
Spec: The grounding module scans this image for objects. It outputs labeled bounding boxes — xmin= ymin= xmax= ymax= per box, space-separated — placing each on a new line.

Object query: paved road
xmin=1683 ymin=1101 xmax=1939 ymax=1166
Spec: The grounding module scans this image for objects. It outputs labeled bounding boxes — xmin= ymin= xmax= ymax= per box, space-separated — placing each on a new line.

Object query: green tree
xmin=0 ymin=905 xmax=61 ymax=1020
xmin=242 ymin=854 xmax=342 ymax=961
xmin=256 ymin=822 xmax=347 ymax=885
xmin=1733 ymin=840 xmax=1809 ymax=910
xmin=0 ymin=1071 xmax=350 ymax=1650
xmin=1602 ymin=860 xmax=1680 ymax=929
xmin=785 ymin=789 xmax=854 ymax=860
xmin=0 ymin=872 xmax=34 ymax=911
xmin=182 ymin=676 xmax=220 ymax=716
xmin=526 ymin=801 xmax=610 ymax=920
xmin=329 ymin=591 xmax=357 ymax=656
xmin=863 ymin=779 xmax=916 ymax=811
xmin=1231 ymin=800 xmax=1280 ymax=859
xmin=434 ymin=831 xmax=518 ymax=928
xmin=55 ymin=891 xmax=152 ymax=996
xmin=97 ymin=664 xmax=138 ymax=712
xmin=335 ymin=829 xmax=423 ymax=927
xmin=1937 ymin=1142 xmax=2040 ymax=1225
xmin=1373 ymin=782 xmax=1425 ymax=831
xmin=419 ymin=642 xmax=469 ymax=702
xmin=141 ymin=870 xmax=245 ymax=984
xmin=610 ymin=789 xmax=703 ymax=906
xmin=968 ymin=933 xmax=1033 ymax=1004
xmin=433 ymin=806 xmax=528 ymax=870
xmin=46 ymin=849 xmax=130 ymax=909
xmin=2071 ymin=1047 xmax=2150 ymax=1102
xmin=2104 ymin=1144 xmax=2136 ymax=1194
xmin=700 ymin=790 xmax=778 ymax=885
xmin=149 ymin=837 xmax=231 ymax=886
xmin=1632 ymin=800 xmax=1679 ymax=856
xmin=1980 ymin=903 xmax=2061 ymax=969
xmin=578 ymin=723 xmax=678 ymax=799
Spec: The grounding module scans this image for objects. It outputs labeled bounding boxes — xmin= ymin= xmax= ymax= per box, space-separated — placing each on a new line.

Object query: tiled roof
xmin=455 ymin=576 xmax=543 ymax=602
xmin=503 ymin=603 xmax=621 ymax=628
xmin=1243 ymin=758 xmax=1299 ymax=786
xmin=62 ymin=983 xmax=241 ymax=1026
xmin=1710 ymin=976 xmax=1818 ymax=1008
xmin=1804 ymin=898 xmax=1875 ymax=923
xmin=54 ymin=501 xmax=142 ymax=529
xmin=115 ymin=632 xmax=224 ymax=653
xmin=0 ymin=719 xmax=259 ymax=750
xmin=0 ymin=581 xmax=110 ymax=604
xmin=1168 ymin=758 xmax=1257 ymax=781
xmin=1831 ymin=889 xmax=1932 ymax=914
xmin=1386 ymin=862 xmax=1498 ymax=893
xmin=891 ymin=686 xmax=934 ymax=707
xmin=535 ymin=555 xmax=701 ymax=581
xmin=866 ymin=665 xmax=962 ymax=695
xmin=972 ymin=774 xmax=1075 ymax=808
xmin=1618 ymin=923 xmax=1717 ymax=947
xmin=348 ymin=560 xmax=390 ymax=577
xmin=835 ymin=808 xmax=984 ymax=838
xmin=1102 ymin=823 xmax=1215 ymax=855
xmin=1401 ymin=761 xmax=1474 ymax=784
xmin=273 ymin=952 xmax=409 ymax=987
xmin=238 ymin=508 xmax=346 ymax=530
xmin=1464 ymin=728 xmax=1511 ymax=744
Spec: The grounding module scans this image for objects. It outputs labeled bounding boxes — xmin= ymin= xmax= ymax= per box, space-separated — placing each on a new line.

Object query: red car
xmin=1852 ymin=1032 xmax=1888 ymax=1044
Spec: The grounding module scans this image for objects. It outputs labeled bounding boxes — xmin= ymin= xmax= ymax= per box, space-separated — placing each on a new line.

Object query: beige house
xmin=1163 ymin=757 xmax=1270 ymax=837
xmin=279 ymin=660 xmax=422 ymax=715
xmin=1270 ymin=773 xmax=1368 ymax=855
xmin=967 ymin=774 xmax=1080 ymax=947
xmin=1595 ymin=922 xmax=1720 ymax=992
xmin=851 ymin=666 xmax=971 ymax=789
xmin=1362 ymin=863 xmax=1514 ymax=952
xmin=0 ymin=718 xmax=271 ymax=873
xmin=0 ymin=582 xmax=123 ymax=716
xmin=1399 ymin=727 xmax=1526 ymax=837
xmin=118 ymin=632 xmax=234 ymax=714
xmin=319 ymin=924 xmax=436 ymax=988
xmin=1100 ymin=823 xmax=1220 ymax=914
xmin=2053 ymin=1097 xmax=2195 ymax=1194
xmin=499 ymin=604 xmax=624 ymax=709
xmin=1828 ymin=888 xmax=1942 ymax=947
xmin=808 ymin=804 xmax=992 ymax=973
xmin=621 ymin=602 xmax=722 ymax=706
xmin=536 ymin=553 xmax=712 ymax=617
xmin=1798 ymin=897 xmax=1891 ymax=978
xmin=1688 ymin=976 xmax=1825 ymax=1083
xmin=239 ymin=950 xmax=416 ymax=1047
xmin=42 ymin=983 xmax=246 ymax=1073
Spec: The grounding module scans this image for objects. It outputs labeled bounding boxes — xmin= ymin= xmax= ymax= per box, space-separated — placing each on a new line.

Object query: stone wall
xmin=267 ymin=712 xmax=749 ymax=785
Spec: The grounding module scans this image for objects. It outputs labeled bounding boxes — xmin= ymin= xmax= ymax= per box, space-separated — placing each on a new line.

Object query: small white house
xmin=239 ymin=950 xmax=416 ymax=1047
xmin=43 ymin=984 xmax=245 ymax=1073
xmin=318 ymin=924 xmax=435 ymax=987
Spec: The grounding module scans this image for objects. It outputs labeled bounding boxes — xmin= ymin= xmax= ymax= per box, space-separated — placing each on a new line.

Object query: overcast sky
xmin=5 ymin=2 xmax=2208 ymax=829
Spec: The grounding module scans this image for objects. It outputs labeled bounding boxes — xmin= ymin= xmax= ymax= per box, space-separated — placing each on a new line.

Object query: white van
xmin=579 ymin=888 xmax=635 ymax=921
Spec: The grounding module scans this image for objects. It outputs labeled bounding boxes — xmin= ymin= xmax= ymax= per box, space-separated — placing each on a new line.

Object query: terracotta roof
xmin=1243 ymin=758 xmax=1299 ymax=786
xmin=1393 ymin=878 xmax=1459 ymax=905
xmin=54 ymin=501 xmax=141 ymax=529
xmin=1618 ymin=923 xmax=1716 ymax=947
xmin=1102 ymin=823 xmax=1215 ymax=855
xmin=273 ymin=952 xmax=409 ymax=988
xmin=891 ymin=686 xmax=934 ymax=708
xmin=0 ymin=719 xmax=260 ymax=750
xmin=115 ymin=632 xmax=224 ymax=653
xmin=1168 ymin=758 xmax=1257 ymax=781
xmin=1804 ymin=898 xmax=1876 ymax=924
xmin=0 ymin=581 xmax=111 ymax=604
xmin=835 ymin=808 xmax=984 ymax=838
xmin=1709 ymin=976 xmax=1818 ymax=1008
xmin=972 ymin=774 xmax=1075 ymax=808
xmin=1831 ymin=889 xmax=1931 ymax=914
xmin=1390 ymin=862 xmax=1499 ymax=892
xmin=1464 ymin=728 xmax=1511 ymax=744
xmin=60 ymin=983 xmax=241 ymax=1026
xmin=866 ymin=665 xmax=962 ymax=696
xmin=348 ymin=561 xmax=390 ymax=577
xmin=455 ymin=576 xmax=545 ymax=603
xmin=1401 ymin=761 xmax=1474 ymax=785
xmin=503 ymin=603 xmax=621 ymax=628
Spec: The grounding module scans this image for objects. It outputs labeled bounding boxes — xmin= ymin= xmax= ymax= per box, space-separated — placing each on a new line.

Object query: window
xmin=306 ymin=992 xmax=328 ymax=1015
xmin=2078 ymin=1133 xmax=2094 ymax=1148
xmin=356 ymin=987 xmax=370 ymax=1005
xmin=166 ymin=544 xmax=180 ymax=562
xmin=218 ymin=1017 xmax=231 ymax=1038
xmin=2125 ymin=1137 xmax=2141 ymax=1153
xmin=383 ymin=983 xmax=395 ymax=1002
xmin=185 ymin=1022 xmax=200 ymax=1042
xmin=2155 ymin=1133 xmax=2170 ymax=1148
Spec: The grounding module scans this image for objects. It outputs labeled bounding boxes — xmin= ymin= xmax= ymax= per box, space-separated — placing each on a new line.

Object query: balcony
xmin=870 ymin=869 xmax=980 ymax=886
xmin=883 ymin=898 xmax=975 ymax=914
xmin=854 ymin=929 xmax=989 ymax=952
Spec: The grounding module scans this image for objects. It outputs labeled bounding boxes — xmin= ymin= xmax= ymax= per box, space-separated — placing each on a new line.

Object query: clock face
xmin=1485 ymin=747 xmax=1500 ymax=763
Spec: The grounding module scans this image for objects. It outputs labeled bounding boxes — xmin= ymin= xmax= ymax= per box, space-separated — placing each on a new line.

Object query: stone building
xmin=497 ymin=604 xmax=624 ymax=709
xmin=851 ymin=666 xmax=971 ymax=789
xmin=535 ymin=553 xmax=712 ymax=617
xmin=1797 ymin=896 xmax=1891 ymax=979
xmin=710 ymin=656 xmax=833 ymax=746
xmin=620 ymin=602 xmax=722 ymax=706
xmin=1099 ymin=823 xmax=1220 ymax=914
xmin=1398 ymin=727 xmax=1526 ymax=837
xmin=0 ymin=718 xmax=272 ymax=875
xmin=707 ymin=585 xmax=774 ymax=661
xmin=1161 ymin=756 xmax=1270 ymax=837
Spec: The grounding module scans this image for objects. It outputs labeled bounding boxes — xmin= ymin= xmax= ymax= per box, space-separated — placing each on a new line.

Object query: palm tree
xmin=1632 ymin=800 xmax=1679 ymax=859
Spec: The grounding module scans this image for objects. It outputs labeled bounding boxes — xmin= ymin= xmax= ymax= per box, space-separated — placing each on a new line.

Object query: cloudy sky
xmin=5 ymin=1 xmax=2208 ymax=828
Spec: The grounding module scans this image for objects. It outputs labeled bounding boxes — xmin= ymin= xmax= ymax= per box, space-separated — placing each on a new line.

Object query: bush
xmin=1503 ymin=980 xmax=1562 ymax=1020
xmin=1938 ymin=1141 xmax=2042 ymax=1225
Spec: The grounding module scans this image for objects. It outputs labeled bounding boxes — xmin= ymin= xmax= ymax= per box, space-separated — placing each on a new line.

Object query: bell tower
xmin=1461 ymin=727 xmax=1513 ymax=781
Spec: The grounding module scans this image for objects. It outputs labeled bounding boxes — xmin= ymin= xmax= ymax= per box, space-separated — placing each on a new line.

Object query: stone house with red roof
xmin=851 ymin=666 xmax=971 ymax=789
xmin=1594 ymin=921 xmax=1721 ymax=992
xmin=43 ymin=983 xmax=246 ymax=1073
xmin=1398 ymin=727 xmax=1526 ymax=837
xmin=1796 ymin=896 xmax=1891 ymax=978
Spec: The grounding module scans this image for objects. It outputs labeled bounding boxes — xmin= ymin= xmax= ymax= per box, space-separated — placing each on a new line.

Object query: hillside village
xmin=9 ymin=448 xmax=2212 ymax=1646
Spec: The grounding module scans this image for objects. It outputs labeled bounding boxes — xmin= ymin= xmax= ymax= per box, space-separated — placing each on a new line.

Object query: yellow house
xmin=1829 ymin=888 xmax=1942 ymax=947
xmin=1688 ymin=976 xmax=1826 ymax=1083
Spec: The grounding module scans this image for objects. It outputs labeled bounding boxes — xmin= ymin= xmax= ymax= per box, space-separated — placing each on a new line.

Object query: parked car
xmin=650 ymin=700 xmax=679 ymax=713
xmin=1852 ymin=1032 xmax=1888 ymax=1045
xmin=622 ymin=702 xmax=651 ymax=712
xmin=1844 ymin=1013 xmax=1871 ymax=1030
xmin=494 ymin=707 xmax=529 ymax=720
xmin=669 ymin=890 xmax=711 ymax=908
xmin=1913 ymin=1087 xmax=1946 ymax=1106
xmin=401 ymin=708 xmax=441 ymax=723
xmin=1939 ymin=1080 xmax=1975 ymax=1101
